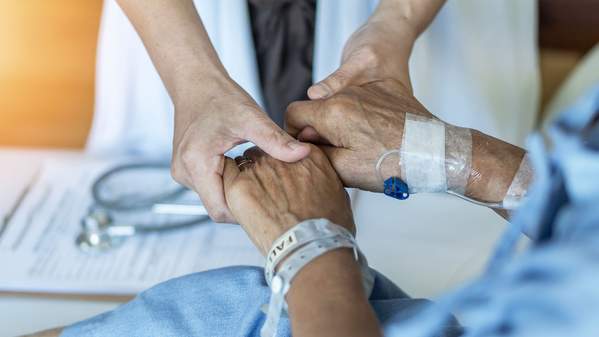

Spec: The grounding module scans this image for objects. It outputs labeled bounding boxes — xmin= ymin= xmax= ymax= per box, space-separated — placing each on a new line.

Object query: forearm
xmin=115 ymin=0 xmax=228 ymax=104
xmin=286 ymin=249 xmax=381 ymax=337
xmin=378 ymin=122 xmax=531 ymax=216
xmin=376 ymin=0 xmax=446 ymax=38
xmin=467 ymin=130 xmax=528 ymax=204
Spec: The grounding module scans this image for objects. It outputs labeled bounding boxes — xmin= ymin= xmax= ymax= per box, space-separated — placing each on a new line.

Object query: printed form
xmin=0 ymin=158 xmax=263 ymax=295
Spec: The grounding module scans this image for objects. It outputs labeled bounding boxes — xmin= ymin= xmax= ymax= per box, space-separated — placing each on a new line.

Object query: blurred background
xmin=0 ymin=0 xmax=598 ymax=148
xmin=0 ymin=1 xmax=102 ymax=148
xmin=0 ymin=1 xmax=598 ymax=336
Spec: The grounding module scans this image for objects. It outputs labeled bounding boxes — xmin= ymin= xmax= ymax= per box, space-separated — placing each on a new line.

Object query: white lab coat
xmin=88 ymin=0 xmax=539 ymax=158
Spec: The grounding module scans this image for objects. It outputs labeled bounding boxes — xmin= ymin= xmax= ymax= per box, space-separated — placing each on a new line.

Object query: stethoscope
xmin=76 ymin=163 xmax=210 ymax=253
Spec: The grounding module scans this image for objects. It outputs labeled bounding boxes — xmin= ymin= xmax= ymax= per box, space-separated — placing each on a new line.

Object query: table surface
xmin=0 ymin=147 xmax=512 ymax=337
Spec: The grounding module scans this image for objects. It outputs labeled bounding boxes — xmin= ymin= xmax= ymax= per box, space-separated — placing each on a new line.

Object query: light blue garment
xmin=63 ymin=86 xmax=599 ymax=337
xmin=61 ymin=267 xmax=460 ymax=337
xmin=385 ymin=84 xmax=599 ymax=337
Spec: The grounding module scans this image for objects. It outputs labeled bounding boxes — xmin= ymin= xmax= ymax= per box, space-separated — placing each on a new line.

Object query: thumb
xmin=308 ymin=61 xmax=358 ymax=100
xmin=245 ymin=117 xmax=311 ymax=163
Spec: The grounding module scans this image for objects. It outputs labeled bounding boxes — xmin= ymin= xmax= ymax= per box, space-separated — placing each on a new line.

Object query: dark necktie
xmin=248 ymin=0 xmax=316 ymax=127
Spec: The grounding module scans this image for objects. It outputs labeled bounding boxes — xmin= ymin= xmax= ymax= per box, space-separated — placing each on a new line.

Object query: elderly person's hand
xmin=222 ymin=145 xmax=381 ymax=337
xmin=222 ymin=145 xmax=354 ymax=255
xmin=289 ymin=79 xmax=433 ymax=192
xmin=287 ymin=79 xmax=528 ymax=207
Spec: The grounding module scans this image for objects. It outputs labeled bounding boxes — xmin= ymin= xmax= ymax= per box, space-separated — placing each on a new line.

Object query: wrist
xmin=287 ymin=249 xmax=379 ymax=337
xmin=371 ymin=1 xmax=420 ymax=43
xmin=171 ymin=68 xmax=231 ymax=108
xmin=466 ymin=130 xmax=527 ymax=203
xmin=288 ymin=249 xmax=364 ymax=301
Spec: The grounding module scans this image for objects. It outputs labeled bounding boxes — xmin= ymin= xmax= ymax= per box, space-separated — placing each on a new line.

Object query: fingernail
xmin=287 ymin=140 xmax=305 ymax=151
xmin=309 ymin=84 xmax=329 ymax=99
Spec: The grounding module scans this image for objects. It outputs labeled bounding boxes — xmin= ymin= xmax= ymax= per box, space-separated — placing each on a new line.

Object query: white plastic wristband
xmin=260 ymin=235 xmax=357 ymax=337
xmin=264 ymin=218 xmax=354 ymax=286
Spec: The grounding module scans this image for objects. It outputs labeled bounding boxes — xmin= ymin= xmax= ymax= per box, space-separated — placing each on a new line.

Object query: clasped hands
xmin=224 ymin=76 xmax=525 ymax=252
xmin=224 ymin=79 xmax=436 ymax=254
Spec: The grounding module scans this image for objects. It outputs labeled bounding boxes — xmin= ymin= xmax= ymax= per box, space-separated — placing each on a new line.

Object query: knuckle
xmin=170 ymin=162 xmax=185 ymax=184
xmin=327 ymin=95 xmax=351 ymax=118
xmin=328 ymin=70 xmax=348 ymax=88
xmin=286 ymin=101 xmax=302 ymax=114
xmin=179 ymin=147 xmax=204 ymax=171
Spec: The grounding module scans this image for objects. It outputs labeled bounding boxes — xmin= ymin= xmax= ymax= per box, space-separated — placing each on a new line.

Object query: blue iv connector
xmin=383 ymin=177 xmax=410 ymax=200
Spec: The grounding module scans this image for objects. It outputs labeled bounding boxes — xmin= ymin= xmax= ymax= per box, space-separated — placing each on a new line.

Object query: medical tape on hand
xmin=260 ymin=235 xmax=357 ymax=337
xmin=445 ymin=124 xmax=473 ymax=195
xmin=502 ymin=154 xmax=533 ymax=210
xmin=400 ymin=114 xmax=448 ymax=192
xmin=380 ymin=113 xmax=532 ymax=210
xmin=397 ymin=113 xmax=473 ymax=194
xmin=264 ymin=218 xmax=354 ymax=286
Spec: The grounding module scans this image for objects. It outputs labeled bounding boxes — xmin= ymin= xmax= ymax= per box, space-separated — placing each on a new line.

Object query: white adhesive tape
xmin=401 ymin=114 xmax=447 ymax=193
xmin=502 ymin=154 xmax=533 ymax=209
xmin=445 ymin=125 xmax=472 ymax=195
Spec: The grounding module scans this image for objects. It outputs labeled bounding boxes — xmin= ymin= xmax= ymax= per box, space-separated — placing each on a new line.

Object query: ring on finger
xmin=235 ymin=156 xmax=254 ymax=170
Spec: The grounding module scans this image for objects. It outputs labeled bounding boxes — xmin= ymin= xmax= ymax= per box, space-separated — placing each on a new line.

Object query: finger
xmin=297 ymin=126 xmax=331 ymax=145
xmin=244 ymin=116 xmax=311 ymax=163
xmin=308 ymin=61 xmax=359 ymax=99
xmin=222 ymin=157 xmax=241 ymax=194
xmin=188 ymin=154 xmax=235 ymax=223
xmin=286 ymin=100 xmax=335 ymax=141
xmin=242 ymin=146 xmax=266 ymax=161
xmin=234 ymin=155 xmax=255 ymax=172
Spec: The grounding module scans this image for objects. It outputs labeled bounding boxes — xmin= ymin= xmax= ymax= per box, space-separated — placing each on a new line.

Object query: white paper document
xmin=0 ymin=158 xmax=263 ymax=295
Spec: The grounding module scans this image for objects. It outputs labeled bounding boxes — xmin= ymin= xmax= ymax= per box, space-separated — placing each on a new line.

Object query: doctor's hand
xmin=308 ymin=0 xmax=446 ymax=100
xmin=307 ymin=2 xmax=416 ymax=100
xmin=222 ymin=145 xmax=354 ymax=255
xmin=171 ymin=77 xmax=311 ymax=223
xmin=287 ymin=79 xmax=435 ymax=192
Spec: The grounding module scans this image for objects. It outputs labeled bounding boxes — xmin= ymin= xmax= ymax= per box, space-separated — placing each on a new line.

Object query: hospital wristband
xmin=261 ymin=235 xmax=358 ymax=337
xmin=264 ymin=218 xmax=355 ymax=286
xmin=260 ymin=219 xmax=374 ymax=337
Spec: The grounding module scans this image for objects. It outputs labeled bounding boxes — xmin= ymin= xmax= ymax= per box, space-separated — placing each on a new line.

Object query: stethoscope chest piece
xmin=76 ymin=209 xmax=128 ymax=253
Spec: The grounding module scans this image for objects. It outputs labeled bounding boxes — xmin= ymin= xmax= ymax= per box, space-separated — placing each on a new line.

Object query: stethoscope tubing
xmin=91 ymin=162 xmax=188 ymax=211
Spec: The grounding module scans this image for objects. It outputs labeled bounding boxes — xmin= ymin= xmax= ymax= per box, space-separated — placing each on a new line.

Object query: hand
xmin=171 ymin=77 xmax=311 ymax=222
xmin=222 ymin=145 xmax=354 ymax=255
xmin=307 ymin=4 xmax=417 ymax=100
xmin=288 ymin=79 xmax=528 ymax=210
xmin=287 ymin=79 xmax=435 ymax=192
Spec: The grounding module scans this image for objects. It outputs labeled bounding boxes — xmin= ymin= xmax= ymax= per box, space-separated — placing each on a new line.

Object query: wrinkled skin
xmin=222 ymin=145 xmax=355 ymax=255
xmin=288 ymin=79 xmax=435 ymax=192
